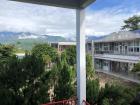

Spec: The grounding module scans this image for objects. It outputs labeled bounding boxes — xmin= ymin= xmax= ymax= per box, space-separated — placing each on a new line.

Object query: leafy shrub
xmin=98 ymin=84 xmax=136 ymax=105
xmin=32 ymin=44 xmax=57 ymax=62
xmin=0 ymin=55 xmax=50 ymax=105
xmin=132 ymin=62 xmax=140 ymax=72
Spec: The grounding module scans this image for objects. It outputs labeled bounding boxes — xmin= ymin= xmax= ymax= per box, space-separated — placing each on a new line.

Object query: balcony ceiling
xmin=10 ymin=0 xmax=95 ymax=9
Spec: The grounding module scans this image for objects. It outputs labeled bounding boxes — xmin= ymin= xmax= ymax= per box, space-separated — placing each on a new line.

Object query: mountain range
xmin=0 ymin=31 xmax=101 ymax=50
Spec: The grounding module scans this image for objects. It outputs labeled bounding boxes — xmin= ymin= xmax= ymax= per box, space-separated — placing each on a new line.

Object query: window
xmin=134 ymin=41 xmax=139 ymax=46
xmin=103 ymin=43 xmax=109 ymax=51
xmin=134 ymin=47 xmax=139 ymax=52
xmin=129 ymin=47 xmax=133 ymax=52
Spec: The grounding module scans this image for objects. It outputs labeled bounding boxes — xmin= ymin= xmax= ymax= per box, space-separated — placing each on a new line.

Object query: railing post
xmin=76 ymin=9 xmax=86 ymax=105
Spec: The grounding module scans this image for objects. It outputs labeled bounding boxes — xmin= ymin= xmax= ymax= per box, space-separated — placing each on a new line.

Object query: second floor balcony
xmin=94 ymin=52 xmax=140 ymax=63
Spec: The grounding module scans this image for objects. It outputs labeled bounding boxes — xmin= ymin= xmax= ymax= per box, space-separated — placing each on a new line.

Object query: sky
xmin=0 ymin=0 xmax=140 ymax=37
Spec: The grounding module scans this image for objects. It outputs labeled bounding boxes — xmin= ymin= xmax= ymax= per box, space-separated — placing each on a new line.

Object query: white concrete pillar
xmin=76 ymin=9 xmax=86 ymax=105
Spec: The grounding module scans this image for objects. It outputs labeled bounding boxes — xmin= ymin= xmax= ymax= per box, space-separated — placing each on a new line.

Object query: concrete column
xmin=76 ymin=9 xmax=86 ymax=105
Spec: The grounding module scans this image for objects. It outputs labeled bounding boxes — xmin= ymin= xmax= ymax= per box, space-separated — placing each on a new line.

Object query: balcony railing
xmin=42 ymin=98 xmax=90 ymax=105
xmin=94 ymin=50 xmax=140 ymax=56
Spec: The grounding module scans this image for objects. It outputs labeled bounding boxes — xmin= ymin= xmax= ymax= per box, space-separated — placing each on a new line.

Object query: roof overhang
xmin=51 ymin=42 xmax=76 ymax=45
xmin=10 ymin=0 xmax=96 ymax=9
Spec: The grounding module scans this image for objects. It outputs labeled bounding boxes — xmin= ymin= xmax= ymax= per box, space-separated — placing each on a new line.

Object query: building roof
xmin=94 ymin=30 xmax=140 ymax=43
xmin=50 ymin=41 xmax=76 ymax=45
xmin=10 ymin=0 xmax=96 ymax=9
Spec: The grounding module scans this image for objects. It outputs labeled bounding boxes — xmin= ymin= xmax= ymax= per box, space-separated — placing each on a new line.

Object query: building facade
xmin=50 ymin=41 xmax=93 ymax=54
xmin=93 ymin=31 xmax=140 ymax=81
xmin=50 ymin=42 xmax=76 ymax=53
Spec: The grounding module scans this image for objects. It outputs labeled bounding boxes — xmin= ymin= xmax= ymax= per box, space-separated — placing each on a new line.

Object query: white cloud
xmin=0 ymin=0 xmax=76 ymax=37
xmin=85 ymin=6 xmax=140 ymax=36
xmin=0 ymin=0 xmax=140 ymax=37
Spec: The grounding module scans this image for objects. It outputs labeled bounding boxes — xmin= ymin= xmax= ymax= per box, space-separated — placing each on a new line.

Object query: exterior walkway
xmin=96 ymin=69 xmax=140 ymax=84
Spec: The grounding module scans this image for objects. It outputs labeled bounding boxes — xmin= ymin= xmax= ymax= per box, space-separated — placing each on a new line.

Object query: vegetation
xmin=0 ymin=44 xmax=14 ymax=58
xmin=54 ymin=52 xmax=75 ymax=100
xmin=0 ymin=54 xmax=50 ymax=105
xmin=121 ymin=15 xmax=140 ymax=31
xmin=0 ymin=44 xmax=139 ymax=105
xmin=32 ymin=43 xmax=57 ymax=63
xmin=86 ymin=54 xmax=95 ymax=79
xmin=87 ymin=79 xmax=100 ymax=105
xmin=65 ymin=46 xmax=76 ymax=65
xmin=132 ymin=62 xmax=140 ymax=72
xmin=98 ymin=84 xmax=137 ymax=105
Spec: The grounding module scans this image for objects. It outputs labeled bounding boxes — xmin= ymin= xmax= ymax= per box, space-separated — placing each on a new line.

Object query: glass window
xmin=134 ymin=47 xmax=139 ymax=52
xmin=129 ymin=47 xmax=133 ymax=52
xmin=134 ymin=41 xmax=139 ymax=46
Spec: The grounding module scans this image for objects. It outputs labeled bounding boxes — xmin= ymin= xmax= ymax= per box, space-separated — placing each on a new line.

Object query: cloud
xmin=0 ymin=0 xmax=140 ymax=37
xmin=0 ymin=0 xmax=76 ymax=37
xmin=86 ymin=6 xmax=140 ymax=36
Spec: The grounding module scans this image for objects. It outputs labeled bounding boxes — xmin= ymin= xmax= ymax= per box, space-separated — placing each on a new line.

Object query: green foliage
xmin=54 ymin=52 xmax=75 ymax=100
xmin=32 ymin=43 xmax=57 ymax=63
xmin=0 ymin=43 xmax=139 ymax=105
xmin=0 ymin=54 xmax=50 ymax=105
xmin=98 ymin=84 xmax=136 ymax=105
xmin=121 ymin=15 xmax=140 ymax=31
xmin=65 ymin=46 xmax=76 ymax=65
xmin=86 ymin=79 xmax=100 ymax=105
xmin=132 ymin=62 xmax=140 ymax=72
xmin=86 ymin=54 xmax=97 ymax=105
xmin=102 ymin=98 xmax=110 ymax=105
xmin=0 ymin=44 xmax=14 ymax=59
xmin=86 ymin=54 xmax=95 ymax=79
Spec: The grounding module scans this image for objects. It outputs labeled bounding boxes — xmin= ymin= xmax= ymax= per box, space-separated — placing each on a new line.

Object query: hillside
xmin=0 ymin=31 xmax=67 ymax=50
xmin=0 ymin=31 xmax=102 ymax=51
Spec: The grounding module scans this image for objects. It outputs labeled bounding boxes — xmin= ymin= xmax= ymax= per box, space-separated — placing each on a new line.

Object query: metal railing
xmin=42 ymin=98 xmax=90 ymax=105
xmin=42 ymin=98 xmax=77 ymax=105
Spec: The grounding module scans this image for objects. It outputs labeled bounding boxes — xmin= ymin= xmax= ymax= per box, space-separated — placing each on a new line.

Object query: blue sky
xmin=0 ymin=0 xmax=140 ymax=37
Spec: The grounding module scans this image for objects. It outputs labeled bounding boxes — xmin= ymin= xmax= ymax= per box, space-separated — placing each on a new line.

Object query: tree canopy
xmin=32 ymin=44 xmax=57 ymax=63
xmin=0 ymin=54 xmax=50 ymax=105
xmin=121 ymin=15 xmax=140 ymax=31
xmin=0 ymin=43 xmax=139 ymax=105
xmin=65 ymin=46 xmax=76 ymax=65
xmin=132 ymin=62 xmax=140 ymax=72
xmin=54 ymin=52 xmax=75 ymax=100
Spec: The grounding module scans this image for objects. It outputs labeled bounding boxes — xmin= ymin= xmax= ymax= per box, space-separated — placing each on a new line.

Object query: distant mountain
xmin=0 ymin=31 xmax=66 ymax=43
xmin=0 ymin=31 xmax=67 ymax=50
xmin=0 ymin=31 xmax=103 ymax=50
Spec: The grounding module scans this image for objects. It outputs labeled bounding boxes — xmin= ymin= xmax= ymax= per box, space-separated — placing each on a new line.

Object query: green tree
xmin=54 ymin=52 xmax=75 ymax=100
xmin=102 ymin=98 xmax=110 ymax=105
xmin=0 ymin=44 xmax=14 ymax=59
xmin=32 ymin=44 xmax=57 ymax=63
xmin=86 ymin=54 xmax=98 ymax=105
xmin=65 ymin=46 xmax=76 ymax=65
xmin=86 ymin=79 xmax=100 ymax=105
xmin=86 ymin=54 xmax=95 ymax=79
xmin=98 ymin=84 xmax=136 ymax=105
xmin=132 ymin=62 xmax=140 ymax=72
xmin=0 ymin=44 xmax=15 ymax=70
xmin=121 ymin=15 xmax=140 ymax=31
xmin=0 ymin=54 xmax=50 ymax=105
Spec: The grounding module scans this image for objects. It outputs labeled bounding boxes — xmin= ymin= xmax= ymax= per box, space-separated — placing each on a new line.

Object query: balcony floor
xmin=94 ymin=54 xmax=140 ymax=63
